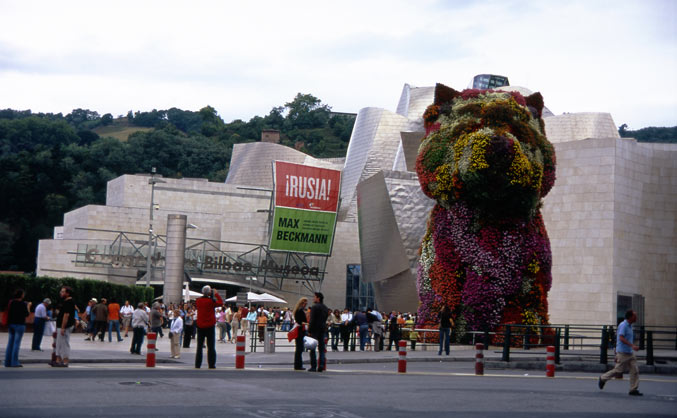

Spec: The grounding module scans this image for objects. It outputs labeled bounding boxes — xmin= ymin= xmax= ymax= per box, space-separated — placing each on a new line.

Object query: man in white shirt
xmin=120 ymin=300 xmax=134 ymax=338
xmin=31 ymin=298 xmax=51 ymax=351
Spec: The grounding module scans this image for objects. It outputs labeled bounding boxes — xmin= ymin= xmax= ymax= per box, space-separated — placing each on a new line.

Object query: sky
xmin=1 ymin=0 xmax=675 ymax=130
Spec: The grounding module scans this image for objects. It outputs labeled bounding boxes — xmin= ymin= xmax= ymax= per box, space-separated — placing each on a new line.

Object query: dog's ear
xmin=434 ymin=83 xmax=461 ymax=106
xmin=525 ymin=92 xmax=544 ymax=118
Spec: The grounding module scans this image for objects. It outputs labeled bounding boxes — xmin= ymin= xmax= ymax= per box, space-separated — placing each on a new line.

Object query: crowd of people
xmin=3 ymin=287 xmax=434 ymax=369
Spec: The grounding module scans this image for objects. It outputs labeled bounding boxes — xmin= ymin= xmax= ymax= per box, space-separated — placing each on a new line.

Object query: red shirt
xmin=195 ymin=292 xmax=223 ymax=328
xmin=108 ymin=303 xmax=120 ymax=321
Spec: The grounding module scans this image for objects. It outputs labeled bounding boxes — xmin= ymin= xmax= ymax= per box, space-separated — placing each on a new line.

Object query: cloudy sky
xmin=1 ymin=0 xmax=675 ymax=129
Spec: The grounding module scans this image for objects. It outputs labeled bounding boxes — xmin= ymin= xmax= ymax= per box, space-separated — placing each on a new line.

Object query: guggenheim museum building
xmin=37 ymin=78 xmax=676 ymax=327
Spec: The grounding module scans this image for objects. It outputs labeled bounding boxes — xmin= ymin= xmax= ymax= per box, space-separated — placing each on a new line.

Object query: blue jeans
xmin=5 ymin=324 xmax=26 ymax=367
xmin=359 ymin=324 xmax=369 ymax=351
xmin=439 ymin=327 xmax=451 ymax=355
xmin=309 ymin=332 xmax=326 ymax=371
xmin=32 ymin=317 xmax=47 ymax=350
xmin=108 ymin=320 xmax=122 ymax=341
xmin=330 ymin=325 xmax=340 ymax=350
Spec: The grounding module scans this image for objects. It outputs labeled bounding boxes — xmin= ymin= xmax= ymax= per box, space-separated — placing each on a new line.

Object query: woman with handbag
xmin=292 ymin=297 xmax=308 ymax=370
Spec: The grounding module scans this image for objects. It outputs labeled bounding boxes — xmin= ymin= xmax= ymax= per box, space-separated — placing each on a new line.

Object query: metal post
xmin=524 ymin=327 xmax=530 ymax=350
xmin=639 ymin=325 xmax=645 ymax=351
xmin=145 ymin=167 xmax=165 ymax=287
xmin=564 ymin=325 xmax=570 ymax=350
xmin=483 ymin=329 xmax=490 ymax=351
xmin=600 ymin=325 xmax=608 ymax=364
xmin=646 ymin=331 xmax=654 ymax=366
xmin=502 ymin=325 xmax=511 ymax=362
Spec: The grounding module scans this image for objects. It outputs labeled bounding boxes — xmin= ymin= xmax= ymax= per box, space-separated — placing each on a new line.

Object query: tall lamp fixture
xmin=146 ymin=167 xmax=166 ymax=287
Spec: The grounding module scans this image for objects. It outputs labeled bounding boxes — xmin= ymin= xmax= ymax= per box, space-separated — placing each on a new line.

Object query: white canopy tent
xmin=225 ymin=292 xmax=287 ymax=305
xmin=225 ymin=291 xmax=264 ymax=303
xmin=154 ymin=289 xmax=203 ymax=301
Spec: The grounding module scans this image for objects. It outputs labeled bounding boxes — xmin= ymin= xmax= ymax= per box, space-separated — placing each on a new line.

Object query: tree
xmin=284 ymin=93 xmax=331 ymax=129
xmin=101 ymin=113 xmax=114 ymax=126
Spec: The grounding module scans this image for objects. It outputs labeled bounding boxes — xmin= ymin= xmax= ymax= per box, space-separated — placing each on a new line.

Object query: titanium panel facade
xmin=356 ymin=170 xmax=434 ymax=312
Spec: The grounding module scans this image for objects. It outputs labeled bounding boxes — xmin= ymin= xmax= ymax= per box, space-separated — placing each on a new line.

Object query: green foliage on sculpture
xmin=415 ymin=84 xmax=556 ymax=340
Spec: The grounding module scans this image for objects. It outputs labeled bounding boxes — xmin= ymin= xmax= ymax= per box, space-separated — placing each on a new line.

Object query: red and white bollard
xmin=235 ymin=335 xmax=245 ymax=369
xmin=545 ymin=345 xmax=555 ymax=377
xmin=475 ymin=343 xmax=484 ymax=375
xmin=398 ymin=340 xmax=407 ymax=373
xmin=146 ymin=332 xmax=156 ymax=367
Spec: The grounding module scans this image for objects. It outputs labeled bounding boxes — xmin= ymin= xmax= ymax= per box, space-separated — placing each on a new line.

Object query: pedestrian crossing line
xmin=325 ymin=368 xmax=677 ymax=383
xmin=31 ymin=363 xmax=677 ymax=383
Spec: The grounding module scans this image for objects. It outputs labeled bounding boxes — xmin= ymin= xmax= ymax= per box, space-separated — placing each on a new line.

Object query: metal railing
xmin=243 ymin=322 xmax=676 ymax=367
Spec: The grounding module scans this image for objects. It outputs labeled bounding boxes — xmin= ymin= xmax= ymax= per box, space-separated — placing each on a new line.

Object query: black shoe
xmin=598 ymin=377 xmax=605 ymax=390
xmin=628 ymin=390 xmax=643 ymax=396
xmin=294 ymin=367 xmax=306 ymax=371
xmin=308 ymin=368 xmax=317 ymax=372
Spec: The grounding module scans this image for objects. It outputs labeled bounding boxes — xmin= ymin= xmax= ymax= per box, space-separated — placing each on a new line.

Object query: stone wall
xmin=542 ymin=137 xmax=677 ymax=326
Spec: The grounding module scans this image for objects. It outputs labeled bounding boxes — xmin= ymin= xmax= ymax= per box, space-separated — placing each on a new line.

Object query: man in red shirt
xmin=107 ymin=299 xmax=123 ymax=342
xmin=194 ymin=285 xmax=223 ymax=369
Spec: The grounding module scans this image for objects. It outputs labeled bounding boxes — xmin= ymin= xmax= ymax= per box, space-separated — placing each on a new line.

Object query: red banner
xmin=274 ymin=161 xmax=341 ymax=212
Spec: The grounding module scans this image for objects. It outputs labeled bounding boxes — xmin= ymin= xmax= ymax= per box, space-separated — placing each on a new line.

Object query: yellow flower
xmin=454 ymin=130 xmax=491 ymax=172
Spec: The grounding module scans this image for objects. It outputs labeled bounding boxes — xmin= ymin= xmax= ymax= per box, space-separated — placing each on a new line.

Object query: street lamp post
xmin=246 ymin=276 xmax=257 ymax=310
xmin=146 ymin=167 xmax=165 ymax=287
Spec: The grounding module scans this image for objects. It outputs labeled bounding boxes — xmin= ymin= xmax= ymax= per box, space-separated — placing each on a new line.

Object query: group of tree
xmin=0 ymin=94 xmax=355 ymax=272
xmin=618 ymin=124 xmax=677 ymax=143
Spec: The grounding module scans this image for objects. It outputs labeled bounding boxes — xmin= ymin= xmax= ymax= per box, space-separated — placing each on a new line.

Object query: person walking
xmin=150 ymin=303 xmax=164 ymax=340
xmin=350 ymin=310 xmax=369 ymax=351
xmin=282 ymin=308 xmax=292 ymax=332
xmin=387 ymin=313 xmax=401 ymax=351
xmin=92 ymin=298 xmax=108 ymax=342
xmin=224 ymin=305 xmax=233 ymax=342
xmin=438 ymin=305 xmax=453 ymax=355
xmin=84 ymin=299 xmax=97 ymax=341
xmin=292 ymin=297 xmax=308 ymax=370
xmin=52 ymin=286 xmax=75 ymax=367
xmin=169 ymin=308 xmax=183 ymax=359
xmin=340 ymin=308 xmax=353 ymax=351
xmin=182 ymin=306 xmax=195 ymax=348
xmin=598 ymin=310 xmax=643 ymax=396
xmin=367 ymin=308 xmax=384 ymax=352
xmin=4 ymin=289 xmax=31 ymax=367
xmin=120 ymin=300 xmax=134 ymax=338
xmin=194 ymin=285 xmax=222 ymax=369
xmin=216 ymin=308 xmax=228 ymax=343
xmin=229 ymin=307 xmax=240 ymax=343
xmin=257 ymin=310 xmax=267 ymax=343
xmin=107 ymin=299 xmax=123 ymax=342
xmin=328 ymin=309 xmax=341 ymax=352
xmin=308 ymin=292 xmax=329 ymax=372
xmin=31 ymin=298 xmax=51 ymax=351
xmin=130 ymin=302 xmax=148 ymax=355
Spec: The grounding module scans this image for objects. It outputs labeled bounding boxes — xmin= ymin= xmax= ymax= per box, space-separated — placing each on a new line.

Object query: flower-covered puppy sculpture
xmin=415 ymin=84 xmax=556 ymax=337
